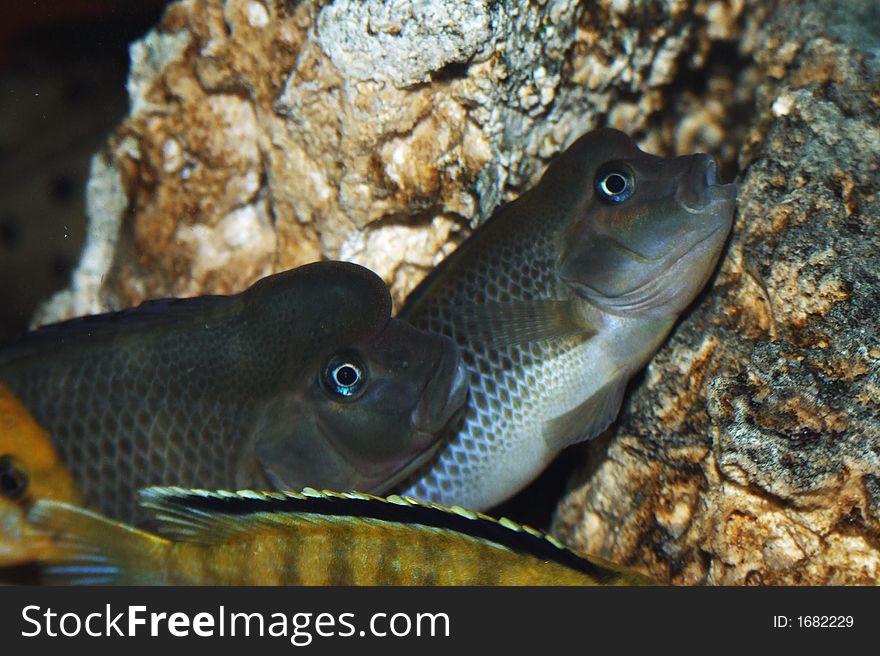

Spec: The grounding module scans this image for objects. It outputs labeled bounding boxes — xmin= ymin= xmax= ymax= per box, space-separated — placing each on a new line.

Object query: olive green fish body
xmin=0 ymin=262 xmax=467 ymax=523
xmin=27 ymin=488 xmax=654 ymax=586
xmin=400 ymin=129 xmax=736 ymax=510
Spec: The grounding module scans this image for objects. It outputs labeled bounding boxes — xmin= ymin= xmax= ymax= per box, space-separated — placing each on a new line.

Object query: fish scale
xmin=400 ymin=129 xmax=736 ymax=511
xmin=7 ymin=341 xmax=247 ymax=522
xmin=403 ymin=199 xmax=595 ymax=504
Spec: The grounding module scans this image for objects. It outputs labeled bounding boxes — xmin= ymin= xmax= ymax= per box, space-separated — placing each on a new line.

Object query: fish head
xmin=0 ymin=385 xmax=82 ymax=565
xmin=251 ymin=262 xmax=467 ymax=495
xmin=557 ymin=129 xmax=736 ymax=319
xmin=308 ymin=317 xmax=468 ymax=493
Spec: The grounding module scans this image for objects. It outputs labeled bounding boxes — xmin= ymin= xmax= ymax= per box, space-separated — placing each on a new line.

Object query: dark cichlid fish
xmin=399 ymin=129 xmax=736 ymax=510
xmin=0 ymin=261 xmax=468 ymax=523
xmin=27 ymin=487 xmax=656 ymax=585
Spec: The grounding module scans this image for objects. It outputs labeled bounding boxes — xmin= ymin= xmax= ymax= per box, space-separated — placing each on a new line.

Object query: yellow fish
xmin=0 ymin=384 xmax=82 ymax=566
xmin=28 ymin=487 xmax=656 ymax=586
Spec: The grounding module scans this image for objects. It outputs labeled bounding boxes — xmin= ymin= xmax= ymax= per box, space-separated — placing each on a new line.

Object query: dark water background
xmin=0 ymin=1 xmax=170 ymax=342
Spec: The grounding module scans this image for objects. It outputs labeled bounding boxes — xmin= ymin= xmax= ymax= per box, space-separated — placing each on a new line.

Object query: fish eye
xmin=594 ymin=163 xmax=635 ymax=203
xmin=322 ymin=353 xmax=367 ymax=400
xmin=0 ymin=455 xmax=29 ymax=501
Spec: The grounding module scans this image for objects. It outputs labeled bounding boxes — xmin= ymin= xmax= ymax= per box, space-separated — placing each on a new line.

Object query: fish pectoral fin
xmin=542 ymin=375 xmax=628 ymax=451
xmin=453 ymin=300 xmax=596 ymax=348
xmin=26 ymin=500 xmax=166 ymax=585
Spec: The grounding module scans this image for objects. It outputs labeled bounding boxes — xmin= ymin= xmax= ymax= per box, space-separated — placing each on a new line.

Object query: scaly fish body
xmin=0 ymin=384 xmax=82 ymax=566
xmin=28 ymin=487 xmax=655 ymax=585
xmin=400 ymin=129 xmax=736 ymax=509
xmin=0 ymin=261 xmax=468 ymax=523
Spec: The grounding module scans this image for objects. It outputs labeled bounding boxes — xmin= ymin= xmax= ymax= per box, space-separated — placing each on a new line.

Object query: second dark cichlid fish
xmin=400 ymin=129 xmax=736 ymax=510
xmin=27 ymin=487 xmax=655 ymax=585
xmin=0 ymin=261 xmax=468 ymax=523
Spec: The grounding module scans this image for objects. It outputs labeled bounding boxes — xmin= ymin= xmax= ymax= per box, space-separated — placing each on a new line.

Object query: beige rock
xmin=38 ymin=0 xmax=744 ymax=318
xmin=554 ymin=0 xmax=880 ymax=585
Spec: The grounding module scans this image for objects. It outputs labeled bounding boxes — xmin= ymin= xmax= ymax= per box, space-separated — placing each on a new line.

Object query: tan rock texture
xmin=554 ymin=1 xmax=880 ymax=585
xmin=37 ymin=0 xmax=744 ymax=320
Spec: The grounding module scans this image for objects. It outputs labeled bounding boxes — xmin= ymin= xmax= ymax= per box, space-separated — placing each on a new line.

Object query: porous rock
xmin=38 ymin=0 xmax=743 ymax=318
xmin=554 ymin=0 xmax=880 ymax=585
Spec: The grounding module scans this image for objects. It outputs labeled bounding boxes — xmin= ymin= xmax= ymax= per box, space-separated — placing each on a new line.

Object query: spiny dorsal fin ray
xmin=0 ymin=295 xmax=233 ymax=364
xmin=139 ymin=486 xmax=622 ymax=582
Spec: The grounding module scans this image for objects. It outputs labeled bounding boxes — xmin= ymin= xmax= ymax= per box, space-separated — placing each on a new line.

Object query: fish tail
xmin=27 ymin=500 xmax=170 ymax=585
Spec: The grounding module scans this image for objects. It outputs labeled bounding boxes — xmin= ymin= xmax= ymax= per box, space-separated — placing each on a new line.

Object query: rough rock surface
xmin=554 ymin=1 xmax=880 ymax=585
xmin=37 ymin=0 xmax=744 ymax=319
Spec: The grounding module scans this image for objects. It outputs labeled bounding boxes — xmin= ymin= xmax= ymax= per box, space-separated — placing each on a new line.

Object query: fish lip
xmin=710 ymin=181 xmax=737 ymax=202
xmin=410 ymin=351 xmax=469 ymax=436
xmin=676 ymin=154 xmax=736 ymax=213
xmin=678 ymin=168 xmax=737 ymax=212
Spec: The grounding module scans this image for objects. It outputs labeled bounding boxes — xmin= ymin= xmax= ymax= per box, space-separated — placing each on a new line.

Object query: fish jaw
xmin=0 ymin=501 xmax=60 ymax=567
xmin=341 ymin=358 xmax=469 ymax=495
xmin=410 ymin=354 xmax=469 ymax=441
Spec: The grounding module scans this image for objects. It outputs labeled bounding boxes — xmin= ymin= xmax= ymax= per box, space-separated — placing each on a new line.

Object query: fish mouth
xmin=410 ymin=350 xmax=469 ymax=438
xmin=569 ymin=221 xmax=729 ymax=318
xmin=368 ymin=357 xmax=468 ymax=494
xmin=348 ymin=356 xmax=468 ymax=496
xmin=0 ymin=504 xmax=28 ymax=567
xmin=677 ymin=158 xmax=737 ymax=212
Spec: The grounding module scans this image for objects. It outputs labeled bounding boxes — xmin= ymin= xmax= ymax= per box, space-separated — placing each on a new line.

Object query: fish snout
xmin=703 ymin=156 xmax=719 ymax=186
xmin=676 ymin=154 xmax=735 ymax=213
xmin=411 ymin=350 xmax=469 ymax=440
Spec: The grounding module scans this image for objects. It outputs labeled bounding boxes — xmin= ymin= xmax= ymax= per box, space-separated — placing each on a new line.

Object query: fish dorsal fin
xmin=137 ymin=487 xmax=625 ymax=582
xmin=139 ymin=487 xmax=318 ymax=544
xmin=542 ymin=375 xmax=628 ymax=450
xmin=0 ymin=295 xmax=232 ymax=364
xmin=451 ymin=300 xmax=596 ymax=348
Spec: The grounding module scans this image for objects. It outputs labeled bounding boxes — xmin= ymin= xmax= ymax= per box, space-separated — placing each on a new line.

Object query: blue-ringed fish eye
xmin=594 ymin=162 xmax=635 ymax=203
xmin=0 ymin=455 xmax=29 ymax=501
xmin=322 ymin=353 xmax=367 ymax=399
